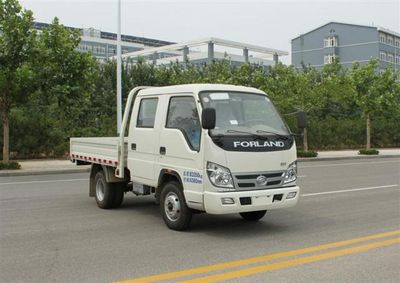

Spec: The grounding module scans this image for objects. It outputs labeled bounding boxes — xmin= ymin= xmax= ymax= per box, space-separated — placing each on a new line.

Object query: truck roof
xmin=137 ymin=84 xmax=266 ymax=97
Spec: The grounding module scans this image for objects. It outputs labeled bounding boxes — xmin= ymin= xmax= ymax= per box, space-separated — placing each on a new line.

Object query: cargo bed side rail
xmin=116 ymin=86 xmax=150 ymax=178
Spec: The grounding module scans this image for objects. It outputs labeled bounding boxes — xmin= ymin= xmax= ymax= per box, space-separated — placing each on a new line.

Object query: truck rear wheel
xmin=112 ymin=184 xmax=124 ymax=208
xmin=160 ymin=181 xmax=192 ymax=231
xmin=239 ymin=210 xmax=267 ymax=221
xmin=95 ymin=171 xmax=115 ymax=209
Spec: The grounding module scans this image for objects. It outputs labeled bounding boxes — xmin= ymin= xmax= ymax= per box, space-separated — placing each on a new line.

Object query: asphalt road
xmin=1 ymin=158 xmax=399 ymax=283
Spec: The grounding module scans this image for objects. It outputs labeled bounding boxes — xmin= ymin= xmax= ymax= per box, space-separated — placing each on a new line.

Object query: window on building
xmin=386 ymin=36 xmax=394 ymax=45
xmin=324 ymin=36 xmax=338 ymax=47
xmin=137 ymin=98 xmax=158 ymax=128
xmin=324 ymin=54 xmax=336 ymax=64
xmin=395 ymin=56 xmax=400 ymax=64
xmin=380 ymin=51 xmax=386 ymax=61
xmin=166 ymin=96 xmax=201 ymax=151
xmin=93 ymin=46 xmax=105 ymax=55
xmin=109 ymin=47 xmax=116 ymax=55
xmin=395 ymin=38 xmax=400 ymax=47
xmin=84 ymin=45 xmax=92 ymax=52
xmin=387 ymin=53 xmax=394 ymax=63
xmin=379 ymin=34 xmax=386 ymax=43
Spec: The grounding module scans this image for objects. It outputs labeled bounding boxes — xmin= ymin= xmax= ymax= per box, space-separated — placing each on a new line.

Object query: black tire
xmin=239 ymin=210 xmax=267 ymax=221
xmin=94 ymin=171 xmax=115 ymax=209
xmin=160 ymin=181 xmax=192 ymax=231
xmin=112 ymin=183 xmax=125 ymax=208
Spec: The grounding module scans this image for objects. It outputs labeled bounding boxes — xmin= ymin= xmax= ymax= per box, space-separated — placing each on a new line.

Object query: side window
xmin=137 ymin=98 xmax=158 ymax=128
xmin=166 ymin=96 xmax=201 ymax=151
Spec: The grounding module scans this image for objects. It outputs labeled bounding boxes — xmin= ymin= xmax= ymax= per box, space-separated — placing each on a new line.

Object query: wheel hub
xmin=164 ymin=192 xmax=181 ymax=222
xmin=96 ymin=179 xmax=105 ymax=202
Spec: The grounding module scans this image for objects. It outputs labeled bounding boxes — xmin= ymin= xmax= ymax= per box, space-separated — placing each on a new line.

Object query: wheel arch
xmin=156 ymin=169 xmax=183 ymax=203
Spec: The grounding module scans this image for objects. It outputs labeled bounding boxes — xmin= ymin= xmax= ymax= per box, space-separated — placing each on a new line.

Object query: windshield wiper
xmin=255 ymin=130 xmax=289 ymax=140
xmin=226 ymin=129 xmax=269 ymax=140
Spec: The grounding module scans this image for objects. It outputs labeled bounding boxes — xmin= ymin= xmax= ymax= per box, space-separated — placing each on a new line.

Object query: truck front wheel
xmin=95 ymin=171 xmax=116 ymax=209
xmin=239 ymin=210 xmax=267 ymax=221
xmin=160 ymin=181 xmax=192 ymax=231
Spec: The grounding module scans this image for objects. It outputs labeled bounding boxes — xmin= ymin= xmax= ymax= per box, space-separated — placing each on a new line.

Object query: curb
xmin=0 ymin=167 xmax=90 ymax=177
xmin=298 ymin=154 xmax=400 ymax=162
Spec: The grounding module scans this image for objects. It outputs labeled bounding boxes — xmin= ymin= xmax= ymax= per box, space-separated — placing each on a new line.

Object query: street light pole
xmin=116 ymin=0 xmax=122 ymax=134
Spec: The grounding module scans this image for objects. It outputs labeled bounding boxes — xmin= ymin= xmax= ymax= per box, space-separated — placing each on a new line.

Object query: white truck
xmin=70 ymin=84 xmax=306 ymax=230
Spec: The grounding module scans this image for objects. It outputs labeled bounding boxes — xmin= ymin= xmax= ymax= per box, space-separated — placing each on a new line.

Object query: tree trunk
xmin=2 ymin=110 xmax=10 ymax=162
xmin=366 ymin=113 xmax=371 ymax=150
xmin=303 ymin=127 xmax=308 ymax=152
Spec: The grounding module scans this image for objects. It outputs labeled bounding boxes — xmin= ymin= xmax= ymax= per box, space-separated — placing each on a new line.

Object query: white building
xmin=34 ymin=22 xmax=174 ymax=60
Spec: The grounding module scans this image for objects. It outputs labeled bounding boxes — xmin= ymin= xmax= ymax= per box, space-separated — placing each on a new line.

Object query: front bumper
xmin=203 ymin=186 xmax=300 ymax=214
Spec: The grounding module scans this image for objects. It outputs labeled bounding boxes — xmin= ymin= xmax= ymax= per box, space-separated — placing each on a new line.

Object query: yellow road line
xmin=115 ymin=230 xmax=400 ymax=283
xmin=181 ymin=237 xmax=400 ymax=283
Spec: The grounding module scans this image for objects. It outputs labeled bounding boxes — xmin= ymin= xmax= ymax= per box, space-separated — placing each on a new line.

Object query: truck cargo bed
xmin=70 ymin=137 xmax=128 ymax=167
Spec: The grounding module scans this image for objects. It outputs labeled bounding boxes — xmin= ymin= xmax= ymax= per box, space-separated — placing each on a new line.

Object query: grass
xmin=297 ymin=150 xmax=318 ymax=158
xmin=359 ymin=149 xmax=379 ymax=155
xmin=0 ymin=161 xmax=21 ymax=170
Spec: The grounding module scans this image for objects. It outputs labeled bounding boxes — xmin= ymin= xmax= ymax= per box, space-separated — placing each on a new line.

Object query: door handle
xmin=131 ymin=143 xmax=136 ymax=150
xmin=160 ymin=146 xmax=166 ymax=155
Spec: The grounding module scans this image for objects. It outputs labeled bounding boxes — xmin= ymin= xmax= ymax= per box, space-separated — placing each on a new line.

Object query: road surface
xmin=1 ymin=158 xmax=399 ymax=282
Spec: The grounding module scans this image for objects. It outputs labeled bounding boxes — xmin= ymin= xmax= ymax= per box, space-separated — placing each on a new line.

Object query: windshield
xmin=199 ymin=91 xmax=290 ymax=136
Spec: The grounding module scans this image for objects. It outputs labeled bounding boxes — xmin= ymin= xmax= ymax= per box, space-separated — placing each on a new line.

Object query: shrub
xmin=359 ymin=149 xmax=379 ymax=155
xmin=0 ymin=161 xmax=21 ymax=170
xmin=297 ymin=150 xmax=318 ymax=158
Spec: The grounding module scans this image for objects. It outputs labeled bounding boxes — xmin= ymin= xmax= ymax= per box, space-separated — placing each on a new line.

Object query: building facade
xmin=291 ymin=22 xmax=400 ymax=73
xmin=34 ymin=22 xmax=174 ymax=60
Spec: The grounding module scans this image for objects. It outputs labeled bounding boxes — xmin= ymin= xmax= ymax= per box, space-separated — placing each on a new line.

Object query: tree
xmin=350 ymin=60 xmax=399 ymax=149
xmin=263 ymin=64 xmax=323 ymax=151
xmin=2 ymin=12 xmax=98 ymax=159
xmin=0 ymin=0 xmax=35 ymax=162
xmin=310 ymin=61 xmax=357 ymax=149
xmin=30 ymin=17 xmax=98 ymax=152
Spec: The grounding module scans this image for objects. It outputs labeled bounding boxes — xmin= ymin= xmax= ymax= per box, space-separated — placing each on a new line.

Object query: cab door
xmin=128 ymin=96 xmax=161 ymax=186
xmin=156 ymin=95 xmax=204 ymax=207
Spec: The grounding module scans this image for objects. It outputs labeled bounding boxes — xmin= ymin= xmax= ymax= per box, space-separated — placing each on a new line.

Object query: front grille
xmin=233 ymin=170 xmax=284 ymax=190
xmin=235 ymin=172 xmax=283 ymax=179
xmin=237 ymin=183 xmax=255 ymax=188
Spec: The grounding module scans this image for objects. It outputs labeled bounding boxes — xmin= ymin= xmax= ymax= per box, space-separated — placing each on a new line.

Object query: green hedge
xmin=297 ymin=150 xmax=318 ymax=158
xmin=0 ymin=161 xmax=21 ymax=170
xmin=359 ymin=149 xmax=379 ymax=155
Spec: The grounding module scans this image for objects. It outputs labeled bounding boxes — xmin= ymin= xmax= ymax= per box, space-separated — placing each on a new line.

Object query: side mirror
xmin=297 ymin=111 xmax=307 ymax=129
xmin=202 ymin=108 xmax=216 ymax=130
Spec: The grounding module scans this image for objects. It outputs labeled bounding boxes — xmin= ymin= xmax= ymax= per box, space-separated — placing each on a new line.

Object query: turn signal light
xmin=286 ymin=192 xmax=297 ymax=199
xmin=221 ymin=197 xmax=235 ymax=205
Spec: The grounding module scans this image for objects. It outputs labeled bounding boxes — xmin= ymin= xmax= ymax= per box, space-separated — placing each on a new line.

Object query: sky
xmin=19 ymin=0 xmax=400 ymax=64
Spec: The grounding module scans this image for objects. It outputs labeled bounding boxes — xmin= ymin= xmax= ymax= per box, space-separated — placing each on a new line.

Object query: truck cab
xmin=70 ymin=84 xmax=302 ymax=230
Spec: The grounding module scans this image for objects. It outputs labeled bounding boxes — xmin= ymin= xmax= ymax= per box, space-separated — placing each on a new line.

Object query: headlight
xmin=206 ymin=162 xmax=234 ymax=189
xmin=283 ymin=161 xmax=297 ymax=184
